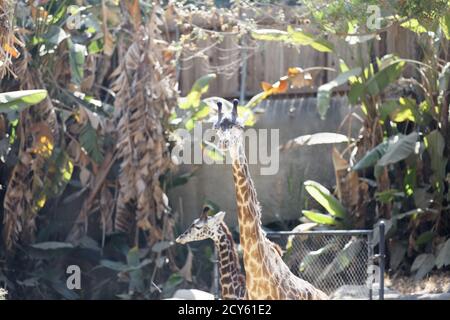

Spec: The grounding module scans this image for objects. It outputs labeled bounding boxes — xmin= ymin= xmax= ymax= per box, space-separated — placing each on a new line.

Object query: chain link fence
xmin=213 ymin=224 xmax=386 ymax=300
xmin=266 ymin=228 xmax=385 ymax=300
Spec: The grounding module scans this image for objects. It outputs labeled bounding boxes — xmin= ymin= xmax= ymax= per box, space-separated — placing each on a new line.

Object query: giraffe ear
xmin=214 ymin=211 xmax=226 ymax=222
xmin=200 ymin=205 xmax=210 ymax=221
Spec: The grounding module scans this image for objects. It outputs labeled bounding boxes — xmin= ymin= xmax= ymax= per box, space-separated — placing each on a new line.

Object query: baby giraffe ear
xmin=214 ymin=211 xmax=226 ymax=222
xmin=200 ymin=205 xmax=210 ymax=222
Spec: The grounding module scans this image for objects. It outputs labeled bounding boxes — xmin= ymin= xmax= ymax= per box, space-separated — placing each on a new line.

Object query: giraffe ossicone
xmin=214 ymin=99 xmax=328 ymax=300
xmin=176 ymin=206 xmax=246 ymax=300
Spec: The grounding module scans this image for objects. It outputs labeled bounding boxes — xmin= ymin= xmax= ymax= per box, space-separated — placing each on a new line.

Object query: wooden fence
xmin=175 ymin=24 xmax=420 ymax=98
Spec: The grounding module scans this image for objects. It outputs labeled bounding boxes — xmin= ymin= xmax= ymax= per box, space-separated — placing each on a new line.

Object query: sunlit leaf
xmin=304 ymin=180 xmax=347 ymax=220
xmin=401 ymin=19 xmax=428 ymax=33
xmin=287 ymin=26 xmax=334 ymax=52
xmin=0 ymin=90 xmax=47 ymax=113
xmin=251 ymin=29 xmax=289 ymax=41
xmin=439 ymin=13 xmax=450 ymax=39
xmin=44 ymin=149 xmax=74 ymax=198
xmin=317 ymin=68 xmax=361 ymax=119
xmin=281 ymin=132 xmax=348 ymax=150
xmin=244 ymin=91 xmax=267 ymax=109
xmin=68 ymin=40 xmax=87 ymax=86
xmin=377 ymin=132 xmax=418 ymax=166
xmin=237 ymin=106 xmax=255 ymax=126
xmin=302 ymin=210 xmax=337 ymax=226
xmin=179 ymin=74 xmax=216 ymax=109
xmin=251 ymin=26 xmax=333 ymax=52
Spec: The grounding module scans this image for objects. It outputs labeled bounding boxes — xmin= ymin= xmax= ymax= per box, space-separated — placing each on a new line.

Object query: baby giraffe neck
xmin=214 ymin=222 xmax=245 ymax=300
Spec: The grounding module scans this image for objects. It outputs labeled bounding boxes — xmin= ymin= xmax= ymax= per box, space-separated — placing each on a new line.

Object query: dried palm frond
xmin=111 ymin=6 xmax=177 ymax=246
xmin=3 ymin=47 xmax=59 ymax=250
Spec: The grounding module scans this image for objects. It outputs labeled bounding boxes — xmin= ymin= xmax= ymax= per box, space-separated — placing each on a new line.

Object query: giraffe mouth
xmin=175 ymin=235 xmax=186 ymax=244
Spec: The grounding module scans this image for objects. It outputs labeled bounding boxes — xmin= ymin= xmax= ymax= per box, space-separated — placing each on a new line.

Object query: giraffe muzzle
xmin=175 ymin=234 xmax=187 ymax=244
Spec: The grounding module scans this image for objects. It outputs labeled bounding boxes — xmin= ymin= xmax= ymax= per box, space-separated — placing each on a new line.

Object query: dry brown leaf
xmin=332 ymin=147 xmax=359 ymax=207
xmin=127 ymin=0 xmax=142 ymax=31
xmin=3 ymin=43 xmax=20 ymax=58
xmin=101 ymin=0 xmax=115 ymax=56
xmin=287 ymin=67 xmax=313 ymax=88
xmin=260 ymin=76 xmax=289 ymax=97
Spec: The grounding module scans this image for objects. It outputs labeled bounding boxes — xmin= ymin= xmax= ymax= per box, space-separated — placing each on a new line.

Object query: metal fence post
xmin=213 ymin=247 xmax=220 ymax=300
xmin=367 ymin=231 xmax=374 ymax=300
xmin=379 ymin=221 xmax=385 ymax=300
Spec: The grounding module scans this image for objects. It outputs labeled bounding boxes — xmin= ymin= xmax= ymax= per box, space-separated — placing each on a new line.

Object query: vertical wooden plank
xmin=245 ymin=41 xmax=265 ymax=96
xmin=386 ymin=24 xmax=419 ymax=77
xmin=179 ymin=52 xmax=196 ymax=96
xmin=263 ymin=41 xmax=284 ymax=84
xmin=215 ymin=35 xmax=240 ymax=98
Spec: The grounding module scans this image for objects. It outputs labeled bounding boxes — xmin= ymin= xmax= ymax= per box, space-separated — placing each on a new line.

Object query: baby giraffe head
xmin=214 ymin=99 xmax=244 ymax=153
xmin=176 ymin=206 xmax=226 ymax=244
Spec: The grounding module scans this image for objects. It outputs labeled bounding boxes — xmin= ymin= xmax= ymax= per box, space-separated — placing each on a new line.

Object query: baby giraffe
xmin=176 ymin=206 xmax=246 ymax=300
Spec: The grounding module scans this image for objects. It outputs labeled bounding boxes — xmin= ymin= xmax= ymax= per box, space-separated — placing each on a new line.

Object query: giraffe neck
xmin=230 ymin=142 xmax=266 ymax=268
xmin=229 ymin=141 xmax=328 ymax=300
xmin=213 ymin=222 xmax=246 ymax=300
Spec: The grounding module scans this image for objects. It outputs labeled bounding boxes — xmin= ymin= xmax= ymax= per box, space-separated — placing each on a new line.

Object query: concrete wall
xmin=169 ymin=95 xmax=360 ymax=230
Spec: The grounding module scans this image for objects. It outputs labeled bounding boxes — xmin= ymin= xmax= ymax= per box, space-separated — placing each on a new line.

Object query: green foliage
xmin=79 ymin=122 xmax=104 ymax=164
xmin=317 ymin=68 xmax=361 ymax=119
xmin=424 ymin=130 xmax=447 ymax=201
xmin=0 ymin=90 xmax=48 ymax=113
xmin=295 ymin=0 xmax=450 ymax=279
xmin=352 ymin=133 xmax=418 ymax=177
xmin=303 ymin=180 xmax=347 ymax=219
xmin=302 ymin=180 xmax=349 ymax=228
xmin=179 ymin=74 xmax=216 ymax=110
xmin=302 ymin=210 xmax=338 ymax=226
xmin=251 ymin=25 xmax=334 ymax=52
xmin=317 ymin=238 xmax=363 ymax=282
xmin=68 ymin=39 xmax=87 ymax=86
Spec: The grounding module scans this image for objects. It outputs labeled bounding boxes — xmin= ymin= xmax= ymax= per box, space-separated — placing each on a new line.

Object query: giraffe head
xmin=214 ymin=99 xmax=244 ymax=152
xmin=176 ymin=206 xmax=227 ymax=244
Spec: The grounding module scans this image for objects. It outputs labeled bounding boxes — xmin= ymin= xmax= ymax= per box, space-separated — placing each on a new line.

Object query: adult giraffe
xmin=213 ymin=99 xmax=327 ymax=300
